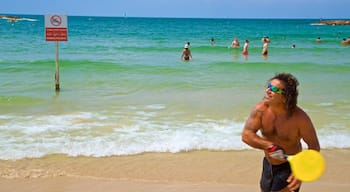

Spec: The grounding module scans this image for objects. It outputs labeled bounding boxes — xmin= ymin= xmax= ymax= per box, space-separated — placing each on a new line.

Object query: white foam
xmin=317 ymin=102 xmax=334 ymax=107
xmin=0 ymin=112 xmax=349 ymax=160
xmin=144 ymin=104 xmax=166 ymax=110
xmin=310 ymin=23 xmax=326 ymax=26
xmin=18 ymin=18 xmax=38 ymax=22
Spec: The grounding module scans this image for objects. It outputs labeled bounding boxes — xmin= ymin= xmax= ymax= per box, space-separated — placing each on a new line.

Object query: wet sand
xmin=1 ymin=149 xmax=349 ymax=191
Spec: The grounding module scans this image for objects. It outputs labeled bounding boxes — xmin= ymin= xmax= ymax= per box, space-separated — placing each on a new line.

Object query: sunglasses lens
xmin=267 ymin=83 xmax=282 ymax=94
xmin=271 ymin=86 xmax=279 ymax=92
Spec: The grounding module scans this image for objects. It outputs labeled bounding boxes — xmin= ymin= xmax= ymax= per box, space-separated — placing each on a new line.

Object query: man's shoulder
xmin=255 ymin=101 xmax=268 ymax=108
xmin=294 ymin=106 xmax=307 ymax=116
xmin=291 ymin=106 xmax=311 ymax=121
xmin=252 ymin=101 xmax=269 ymax=113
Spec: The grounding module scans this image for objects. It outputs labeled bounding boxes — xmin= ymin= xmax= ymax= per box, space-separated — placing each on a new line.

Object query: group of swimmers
xmin=181 ymin=35 xmax=349 ymax=61
xmin=316 ymin=36 xmax=350 ymax=45
xmin=181 ymin=37 xmax=270 ymax=61
xmin=237 ymin=36 xmax=270 ymax=56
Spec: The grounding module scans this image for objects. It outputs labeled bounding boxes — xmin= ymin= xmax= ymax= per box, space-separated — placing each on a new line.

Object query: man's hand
xmin=287 ymin=174 xmax=302 ymax=191
xmin=267 ymin=144 xmax=286 ymax=161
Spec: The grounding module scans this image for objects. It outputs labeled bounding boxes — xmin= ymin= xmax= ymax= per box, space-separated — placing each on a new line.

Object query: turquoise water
xmin=0 ymin=15 xmax=349 ymax=160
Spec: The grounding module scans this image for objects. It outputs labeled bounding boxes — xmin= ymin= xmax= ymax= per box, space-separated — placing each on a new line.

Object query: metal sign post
xmin=55 ymin=41 xmax=60 ymax=90
xmin=45 ymin=14 xmax=68 ymax=91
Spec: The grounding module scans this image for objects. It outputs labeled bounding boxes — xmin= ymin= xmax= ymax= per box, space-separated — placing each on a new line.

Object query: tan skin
xmin=262 ymin=39 xmax=268 ymax=55
xmin=242 ymin=79 xmax=320 ymax=192
xmin=181 ymin=48 xmax=192 ymax=61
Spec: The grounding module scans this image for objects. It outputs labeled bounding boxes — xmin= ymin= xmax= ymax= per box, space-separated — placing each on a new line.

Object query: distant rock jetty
xmin=313 ymin=20 xmax=350 ymax=26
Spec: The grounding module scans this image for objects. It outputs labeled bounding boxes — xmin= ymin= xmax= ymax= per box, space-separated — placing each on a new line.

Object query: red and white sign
xmin=45 ymin=14 xmax=68 ymax=41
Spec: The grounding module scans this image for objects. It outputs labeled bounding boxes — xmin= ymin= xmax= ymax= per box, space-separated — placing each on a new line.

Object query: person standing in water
xmin=181 ymin=44 xmax=192 ymax=61
xmin=210 ymin=38 xmax=215 ymax=45
xmin=231 ymin=37 xmax=240 ymax=48
xmin=262 ymin=37 xmax=269 ymax=56
xmin=242 ymin=40 xmax=249 ymax=55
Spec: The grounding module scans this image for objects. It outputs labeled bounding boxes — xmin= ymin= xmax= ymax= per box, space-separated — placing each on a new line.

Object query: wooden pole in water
xmin=55 ymin=41 xmax=60 ymax=91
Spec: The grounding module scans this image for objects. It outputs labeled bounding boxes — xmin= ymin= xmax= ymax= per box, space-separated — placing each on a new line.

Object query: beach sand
xmin=1 ymin=149 xmax=349 ymax=191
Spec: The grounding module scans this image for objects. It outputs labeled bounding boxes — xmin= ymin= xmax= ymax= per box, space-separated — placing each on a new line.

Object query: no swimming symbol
xmin=50 ymin=15 xmax=62 ymax=27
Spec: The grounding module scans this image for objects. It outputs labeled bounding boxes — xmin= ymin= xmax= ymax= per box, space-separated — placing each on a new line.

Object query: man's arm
xmin=286 ymin=109 xmax=320 ymax=192
xmin=241 ymin=104 xmax=272 ymax=150
xmin=298 ymin=109 xmax=320 ymax=151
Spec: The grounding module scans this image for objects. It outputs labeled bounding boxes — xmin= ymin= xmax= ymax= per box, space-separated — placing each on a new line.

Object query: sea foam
xmin=0 ymin=111 xmax=349 ymax=160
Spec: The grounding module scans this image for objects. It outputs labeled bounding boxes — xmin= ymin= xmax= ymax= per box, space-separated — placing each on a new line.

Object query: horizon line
xmin=1 ymin=13 xmax=349 ymax=20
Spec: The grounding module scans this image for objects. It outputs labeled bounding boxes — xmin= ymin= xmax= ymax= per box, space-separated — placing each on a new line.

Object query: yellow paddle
xmin=285 ymin=150 xmax=326 ymax=182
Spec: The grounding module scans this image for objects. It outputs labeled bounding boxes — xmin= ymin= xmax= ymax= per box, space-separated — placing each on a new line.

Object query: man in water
xmin=231 ymin=37 xmax=240 ymax=48
xmin=262 ymin=37 xmax=269 ymax=55
xmin=342 ymin=37 xmax=350 ymax=45
xmin=211 ymin=38 xmax=215 ymax=45
xmin=242 ymin=40 xmax=249 ymax=55
xmin=341 ymin=38 xmax=348 ymax=46
xmin=241 ymin=73 xmax=320 ymax=192
xmin=181 ymin=44 xmax=192 ymax=61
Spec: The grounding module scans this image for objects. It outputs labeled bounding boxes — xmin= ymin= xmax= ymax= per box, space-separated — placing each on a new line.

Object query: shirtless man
xmin=341 ymin=38 xmax=348 ymax=46
xmin=242 ymin=40 xmax=249 ymax=55
xmin=242 ymin=73 xmax=320 ymax=192
xmin=231 ymin=37 xmax=240 ymax=48
xmin=262 ymin=38 xmax=269 ymax=55
xmin=211 ymin=37 xmax=215 ymax=45
xmin=342 ymin=37 xmax=350 ymax=45
xmin=181 ymin=44 xmax=192 ymax=61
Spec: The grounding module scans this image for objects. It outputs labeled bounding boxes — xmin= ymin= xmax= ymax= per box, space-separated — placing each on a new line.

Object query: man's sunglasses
xmin=267 ymin=83 xmax=285 ymax=94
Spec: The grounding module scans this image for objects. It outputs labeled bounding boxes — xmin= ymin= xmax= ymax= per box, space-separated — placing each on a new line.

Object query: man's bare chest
xmin=261 ymin=116 xmax=298 ymax=141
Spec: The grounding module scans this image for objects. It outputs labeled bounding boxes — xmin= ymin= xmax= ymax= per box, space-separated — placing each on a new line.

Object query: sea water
xmin=0 ymin=15 xmax=349 ymax=160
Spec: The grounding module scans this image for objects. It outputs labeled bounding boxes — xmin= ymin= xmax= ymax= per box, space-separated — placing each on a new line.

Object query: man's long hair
xmin=270 ymin=73 xmax=299 ymax=117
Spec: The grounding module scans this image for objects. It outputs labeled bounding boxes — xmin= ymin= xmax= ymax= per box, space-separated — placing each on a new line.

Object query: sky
xmin=1 ymin=0 xmax=349 ymax=19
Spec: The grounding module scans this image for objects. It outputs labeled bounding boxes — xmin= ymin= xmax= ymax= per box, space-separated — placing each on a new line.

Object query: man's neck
xmin=270 ymin=104 xmax=287 ymax=117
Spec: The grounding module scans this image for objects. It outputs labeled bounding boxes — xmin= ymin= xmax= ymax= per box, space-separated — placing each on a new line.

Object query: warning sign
xmin=45 ymin=14 xmax=68 ymax=41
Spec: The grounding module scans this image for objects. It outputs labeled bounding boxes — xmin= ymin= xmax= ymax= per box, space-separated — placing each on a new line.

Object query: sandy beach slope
xmin=0 ymin=149 xmax=349 ymax=191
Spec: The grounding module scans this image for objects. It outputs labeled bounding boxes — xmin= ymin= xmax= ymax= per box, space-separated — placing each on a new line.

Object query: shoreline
xmin=1 ymin=149 xmax=350 ymax=191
